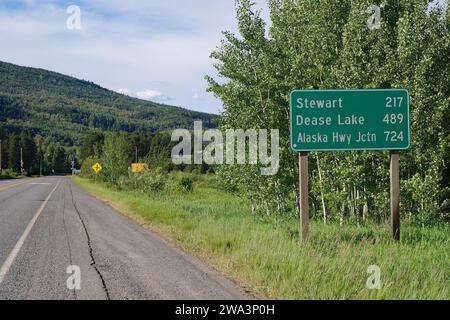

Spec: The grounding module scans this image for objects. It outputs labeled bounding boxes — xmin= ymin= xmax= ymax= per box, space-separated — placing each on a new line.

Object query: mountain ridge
xmin=0 ymin=60 xmax=216 ymax=145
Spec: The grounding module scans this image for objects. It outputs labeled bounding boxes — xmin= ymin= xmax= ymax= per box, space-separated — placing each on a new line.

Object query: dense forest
xmin=0 ymin=123 xmax=195 ymax=177
xmin=0 ymin=124 xmax=75 ymax=176
xmin=0 ymin=61 xmax=216 ymax=146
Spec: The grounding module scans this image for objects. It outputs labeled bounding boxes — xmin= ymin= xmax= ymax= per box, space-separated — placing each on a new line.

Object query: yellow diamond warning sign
xmin=92 ymin=163 xmax=103 ymax=174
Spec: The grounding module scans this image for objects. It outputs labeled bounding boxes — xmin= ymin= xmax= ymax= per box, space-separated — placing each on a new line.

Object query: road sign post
xmin=390 ymin=151 xmax=400 ymax=241
xmin=290 ymin=89 xmax=410 ymax=242
xmin=299 ymin=152 xmax=309 ymax=242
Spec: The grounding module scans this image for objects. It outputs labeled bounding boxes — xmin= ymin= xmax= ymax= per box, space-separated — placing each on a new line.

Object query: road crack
xmin=69 ymin=183 xmax=111 ymax=300
xmin=61 ymin=180 xmax=77 ymax=300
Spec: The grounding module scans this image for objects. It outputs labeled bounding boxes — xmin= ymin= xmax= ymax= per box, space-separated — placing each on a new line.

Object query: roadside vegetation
xmin=0 ymin=169 xmax=19 ymax=180
xmin=72 ymin=173 xmax=449 ymax=299
xmin=71 ymin=0 xmax=449 ymax=299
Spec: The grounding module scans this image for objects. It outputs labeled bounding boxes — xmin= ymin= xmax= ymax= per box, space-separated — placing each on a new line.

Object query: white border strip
xmin=289 ymin=89 xmax=411 ymax=152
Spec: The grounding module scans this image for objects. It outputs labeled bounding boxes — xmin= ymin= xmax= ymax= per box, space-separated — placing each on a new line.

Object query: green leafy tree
xmin=7 ymin=134 xmax=21 ymax=173
xmin=45 ymin=143 xmax=68 ymax=173
xmin=102 ymin=133 xmax=133 ymax=183
xmin=208 ymin=0 xmax=449 ymax=225
xmin=0 ymin=123 xmax=6 ymax=171
xmin=20 ymin=132 xmax=37 ymax=174
xmin=80 ymin=131 xmax=105 ymax=160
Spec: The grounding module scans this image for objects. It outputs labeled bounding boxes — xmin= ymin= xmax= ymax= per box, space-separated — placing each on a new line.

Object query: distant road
xmin=0 ymin=177 xmax=249 ymax=300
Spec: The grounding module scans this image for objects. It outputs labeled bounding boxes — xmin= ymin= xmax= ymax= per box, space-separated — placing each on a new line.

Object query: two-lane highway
xmin=0 ymin=177 xmax=249 ymax=300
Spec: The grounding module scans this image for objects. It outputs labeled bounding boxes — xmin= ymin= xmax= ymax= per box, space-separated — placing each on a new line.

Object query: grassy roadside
xmin=0 ymin=174 xmax=18 ymax=180
xmin=71 ymin=175 xmax=449 ymax=300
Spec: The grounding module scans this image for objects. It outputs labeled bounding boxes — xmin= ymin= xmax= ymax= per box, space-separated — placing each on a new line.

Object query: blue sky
xmin=0 ymin=0 xmax=269 ymax=114
xmin=0 ymin=0 xmax=446 ymax=114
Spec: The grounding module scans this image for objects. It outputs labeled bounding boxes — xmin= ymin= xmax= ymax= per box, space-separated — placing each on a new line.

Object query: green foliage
xmin=0 ymin=125 xmax=74 ymax=175
xmin=79 ymin=131 xmax=105 ymax=160
xmin=79 ymin=126 xmax=206 ymax=194
xmin=80 ymin=156 xmax=101 ymax=180
xmin=46 ymin=144 xmax=69 ymax=173
xmin=102 ymin=133 xmax=133 ymax=183
xmin=178 ymin=176 xmax=194 ymax=193
xmin=117 ymin=170 xmax=167 ymax=194
xmin=79 ymin=128 xmax=211 ymax=189
xmin=0 ymin=168 xmax=18 ymax=179
xmin=7 ymin=134 xmax=21 ymax=172
xmin=0 ymin=60 xmax=217 ymax=146
xmin=144 ymin=132 xmax=176 ymax=171
xmin=19 ymin=132 xmax=37 ymax=175
xmin=207 ymin=0 xmax=449 ymax=225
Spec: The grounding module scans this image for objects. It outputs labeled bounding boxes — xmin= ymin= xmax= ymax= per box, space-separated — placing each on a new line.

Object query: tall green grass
xmin=72 ymin=174 xmax=449 ymax=300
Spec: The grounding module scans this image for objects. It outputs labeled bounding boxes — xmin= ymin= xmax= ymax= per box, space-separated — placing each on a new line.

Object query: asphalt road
xmin=0 ymin=177 xmax=249 ymax=300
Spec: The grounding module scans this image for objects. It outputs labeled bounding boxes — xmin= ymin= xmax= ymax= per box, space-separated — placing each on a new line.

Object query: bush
xmin=118 ymin=169 xmax=167 ymax=194
xmin=0 ymin=169 xmax=17 ymax=179
xmin=80 ymin=156 xmax=103 ymax=180
xmin=178 ymin=176 xmax=194 ymax=193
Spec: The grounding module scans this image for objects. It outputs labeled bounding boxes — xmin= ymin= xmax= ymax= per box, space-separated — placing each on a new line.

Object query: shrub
xmin=0 ymin=169 xmax=17 ymax=179
xmin=178 ymin=176 xmax=194 ymax=193
xmin=122 ymin=169 xmax=167 ymax=194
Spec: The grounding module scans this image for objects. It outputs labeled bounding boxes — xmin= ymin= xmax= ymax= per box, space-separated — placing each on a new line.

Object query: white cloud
xmin=116 ymin=88 xmax=171 ymax=102
xmin=0 ymin=0 xmax=270 ymax=113
xmin=135 ymin=89 xmax=163 ymax=100
xmin=193 ymin=88 xmax=199 ymax=100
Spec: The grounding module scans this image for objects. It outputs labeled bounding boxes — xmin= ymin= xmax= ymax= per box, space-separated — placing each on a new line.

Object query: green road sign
xmin=290 ymin=89 xmax=410 ymax=152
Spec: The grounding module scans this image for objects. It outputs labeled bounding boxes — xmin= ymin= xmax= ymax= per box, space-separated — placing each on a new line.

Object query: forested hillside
xmin=0 ymin=61 xmax=216 ymax=145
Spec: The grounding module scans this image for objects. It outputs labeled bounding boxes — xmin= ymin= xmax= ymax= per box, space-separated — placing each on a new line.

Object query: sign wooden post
xmin=299 ymin=152 xmax=309 ymax=242
xmin=390 ymin=151 xmax=400 ymax=241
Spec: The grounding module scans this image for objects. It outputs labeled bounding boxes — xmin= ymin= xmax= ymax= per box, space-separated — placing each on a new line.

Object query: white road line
xmin=0 ymin=180 xmax=61 ymax=284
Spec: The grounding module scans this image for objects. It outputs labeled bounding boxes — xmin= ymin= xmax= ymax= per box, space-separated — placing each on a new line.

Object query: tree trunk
xmin=363 ymin=187 xmax=369 ymax=222
xmin=316 ymin=154 xmax=327 ymax=224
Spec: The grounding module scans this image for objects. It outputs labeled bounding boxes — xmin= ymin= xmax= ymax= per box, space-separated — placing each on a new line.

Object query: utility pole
xmin=135 ymin=146 xmax=138 ymax=163
xmin=71 ymin=156 xmax=75 ymax=175
xmin=20 ymin=147 xmax=24 ymax=176
xmin=38 ymin=146 xmax=42 ymax=177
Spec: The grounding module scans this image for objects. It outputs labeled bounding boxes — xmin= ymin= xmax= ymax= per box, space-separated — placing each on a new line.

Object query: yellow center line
xmin=0 ymin=178 xmax=42 ymax=191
